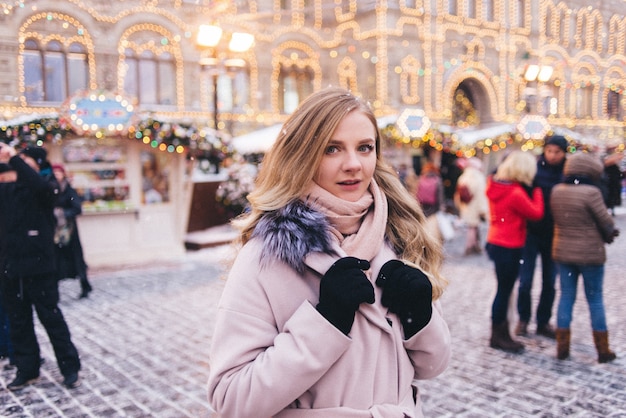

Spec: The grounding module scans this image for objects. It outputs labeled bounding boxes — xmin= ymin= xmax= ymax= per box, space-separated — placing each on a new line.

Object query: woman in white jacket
xmin=207 ymin=87 xmax=451 ymax=418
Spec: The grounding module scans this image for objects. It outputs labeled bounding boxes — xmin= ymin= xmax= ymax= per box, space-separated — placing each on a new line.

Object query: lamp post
xmin=196 ymin=24 xmax=254 ymax=134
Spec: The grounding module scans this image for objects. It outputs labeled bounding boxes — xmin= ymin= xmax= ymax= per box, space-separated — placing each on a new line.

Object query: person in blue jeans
xmin=551 ymin=152 xmax=618 ymax=363
xmin=515 ymin=135 xmax=567 ymax=338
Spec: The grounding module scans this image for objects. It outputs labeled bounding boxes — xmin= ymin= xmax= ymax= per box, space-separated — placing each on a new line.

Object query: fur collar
xmin=251 ymin=200 xmax=337 ymax=274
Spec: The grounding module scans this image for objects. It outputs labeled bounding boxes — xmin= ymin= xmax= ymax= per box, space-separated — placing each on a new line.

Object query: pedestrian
xmin=0 ymin=162 xmax=16 ymax=370
xmin=207 ymin=87 xmax=451 ymax=417
xmin=485 ymin=150 xmax=544 ymax=353
xmin=515 ymin=134 xmax=567 ymax=338
xmin=551 ymin=152 xmax=619 ymax=363
xmin=52 ymin=163 xmax=93 ymax=299
xmin=417 ymin=162 xmax=449 ymax=243
xmin=416 ymin=162 xmax=444 ymax=217
xmin=454 ymin=157 xmax=488 ymax=255
xmin=0 ymin=143 xmax=81 ymax=390
xmin=601 ymin=147 xmax=623 ymax=216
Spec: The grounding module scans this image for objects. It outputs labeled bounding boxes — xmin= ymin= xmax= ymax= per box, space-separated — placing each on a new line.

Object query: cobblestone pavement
xmin=1 ymin=214 xmax=625 ymax=417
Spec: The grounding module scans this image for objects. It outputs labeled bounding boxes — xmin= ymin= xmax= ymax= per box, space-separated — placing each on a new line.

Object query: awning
xmin=551 ymin=126 xmax=597 ymax=146
xmin=231 ymin=115 xmax=402 ymax=154
xmin=452 ymin=122 xmax=516 ymax=145
xmin=230 ymin=124 xmax=283 ymax=154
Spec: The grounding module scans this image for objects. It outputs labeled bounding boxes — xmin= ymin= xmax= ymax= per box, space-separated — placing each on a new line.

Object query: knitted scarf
xmin=303 ymin=179 xmax=388 ymax=261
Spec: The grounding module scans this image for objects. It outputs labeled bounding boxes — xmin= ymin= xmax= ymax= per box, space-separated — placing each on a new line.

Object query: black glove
xmin=317 ymin=257 xmax=374 ymax=335
xmin=376 ymin=260 xmax=433 ymax=338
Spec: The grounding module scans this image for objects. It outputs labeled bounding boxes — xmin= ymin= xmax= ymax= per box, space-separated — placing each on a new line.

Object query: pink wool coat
xmin=207 ymin=238 xmax=451 ymax=418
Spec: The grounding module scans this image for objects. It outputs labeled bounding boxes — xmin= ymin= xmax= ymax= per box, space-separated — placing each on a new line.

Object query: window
xmin=22 ymin=38 xmax=88 ymax=104
xmin=201 ymin=62 xmax=250 ymax=119
xmin=576 ymin=85 xmax=593 ymax=118
xmin=279 ymin=65 xmax=313 ymax=114
xmin=231 ymin=70 xmax=250 ymax=113
xmin=123 ymin=49 xmax=176 ymax=106
xmin=448 ymin=0 xmax=457 ymax=15
xmin=607 ymin=90 xmax=622 ymax=120
xmin=483 ymin=0 xmax=494 ymax=20
xmin=517 ymin=0 xmax=525 ymax=27
xmin=467 ymin=0 xmax=476 ymax=19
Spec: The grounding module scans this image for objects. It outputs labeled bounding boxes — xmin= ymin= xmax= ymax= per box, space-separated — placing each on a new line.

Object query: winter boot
xmin=555 ymin=328 xmax=570 ymax=360
xmin=537 ymin=323 xmax=556 ymax=339
xmin=514 ymin=321 xmax=528 ymax=336
xmin=592 ymin=330 xmax=616 ymax=363
xmin=490 ymin=322 xmax=524 ymax=353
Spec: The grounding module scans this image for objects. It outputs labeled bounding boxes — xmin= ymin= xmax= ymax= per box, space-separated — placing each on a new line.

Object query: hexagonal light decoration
xmin=517 ymin=114 xmax=551 ymax=140
xmin=396 ymin=108 xmax=431 ymax=138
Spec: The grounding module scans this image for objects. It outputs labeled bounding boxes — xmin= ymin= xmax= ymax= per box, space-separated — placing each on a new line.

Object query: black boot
xmin=490 ymin=321 xmax=524 ymax=353
xmin=79 ymin=275 xmax=92 ymax=299
xmin=7 ymin=371 xmax=39 ymax=391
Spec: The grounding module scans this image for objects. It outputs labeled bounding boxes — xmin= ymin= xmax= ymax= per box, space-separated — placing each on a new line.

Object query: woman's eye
xmin=359 ymin=144 xmax=375 ymax=153
xmin=325 ymin=145 xmax=339 ymax=154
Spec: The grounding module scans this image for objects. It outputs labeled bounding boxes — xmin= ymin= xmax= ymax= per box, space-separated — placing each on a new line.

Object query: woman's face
xmin=53 ymin=168 xmax=65 ymax=182
xmin=543 ymin=144 xmax=566 ymax=166
xmin=313 ymin=110 xmax=377 ymax=202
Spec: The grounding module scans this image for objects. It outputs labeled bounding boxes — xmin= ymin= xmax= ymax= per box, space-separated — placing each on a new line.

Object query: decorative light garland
xmin=0 ymin=113 xmax=233 ymax=155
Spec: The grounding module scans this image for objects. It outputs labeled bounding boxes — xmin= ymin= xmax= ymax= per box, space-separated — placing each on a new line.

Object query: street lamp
xmin=196 ymin=24 xmax=254 ymax=133
xmin=522 ymin=64 xmax=554 ymax=116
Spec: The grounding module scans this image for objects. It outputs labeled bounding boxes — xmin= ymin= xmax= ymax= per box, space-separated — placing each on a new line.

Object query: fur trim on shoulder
xmin=251 ymin=200 xmax=337 ymax=274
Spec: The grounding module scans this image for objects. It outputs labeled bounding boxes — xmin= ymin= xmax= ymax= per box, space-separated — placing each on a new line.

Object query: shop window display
xmin=141 ymin=150 xmax=170 ymax=204
xmin=63 ymin=140 xmax=131 ymax=212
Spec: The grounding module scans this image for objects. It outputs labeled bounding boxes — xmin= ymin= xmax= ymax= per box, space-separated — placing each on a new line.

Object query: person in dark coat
xmin=602 ymin=148 xmax=623 ymax=216
xmin=0 ymin=143 xmax=81 ymax=390
xmin=0 ymin=162 xmax=17 ymax=370
xmin=52 ymin=164 xmax=92 ymax=299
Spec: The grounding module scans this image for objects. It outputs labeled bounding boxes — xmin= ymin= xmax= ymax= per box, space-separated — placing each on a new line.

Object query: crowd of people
xmin=408 ymin=134 xmax=620 ymax=364
xmin=0 ymin=142 xmax=90 ymax=391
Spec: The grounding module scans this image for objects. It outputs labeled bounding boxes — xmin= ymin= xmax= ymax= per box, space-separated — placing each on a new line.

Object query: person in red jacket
xmin=485 ymin=150 xmax=544 ymax=353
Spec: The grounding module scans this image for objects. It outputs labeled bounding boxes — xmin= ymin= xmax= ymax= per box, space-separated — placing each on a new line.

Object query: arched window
xmin=576 ymin=84 xmax=594 ymax=118
xmin=123 ymin=49 xmax=176 ymax=106
xmin=67 ymin=43 xmax=88 ymax=96
xmin=22 ymin=38 xmax=88 ymax=104
xmin=23 ymin=39 xmax=44 ymax=102
xmin=607 ymin=90 xmax=623 ymax=120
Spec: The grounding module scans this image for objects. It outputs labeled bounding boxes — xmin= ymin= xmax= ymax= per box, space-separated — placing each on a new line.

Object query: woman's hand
xmin=316 ymin=257 xmax=374 ymax=335
xmin=376 ymin=260 xmax=433 ymax=338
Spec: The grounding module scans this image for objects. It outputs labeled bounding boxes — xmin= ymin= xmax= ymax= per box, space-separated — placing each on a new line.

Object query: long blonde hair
xmin=493 ymin=150 xmax=537 ymax=186
xmin=234 ymin=87 xmax=447 ymax=298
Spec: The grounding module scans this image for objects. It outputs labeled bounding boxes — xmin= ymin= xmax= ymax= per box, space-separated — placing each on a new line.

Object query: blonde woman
xmin=485 ymin=150 xmax=544 ymax=353
xmin=207 ymin=87 xmax=451 ymax=417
